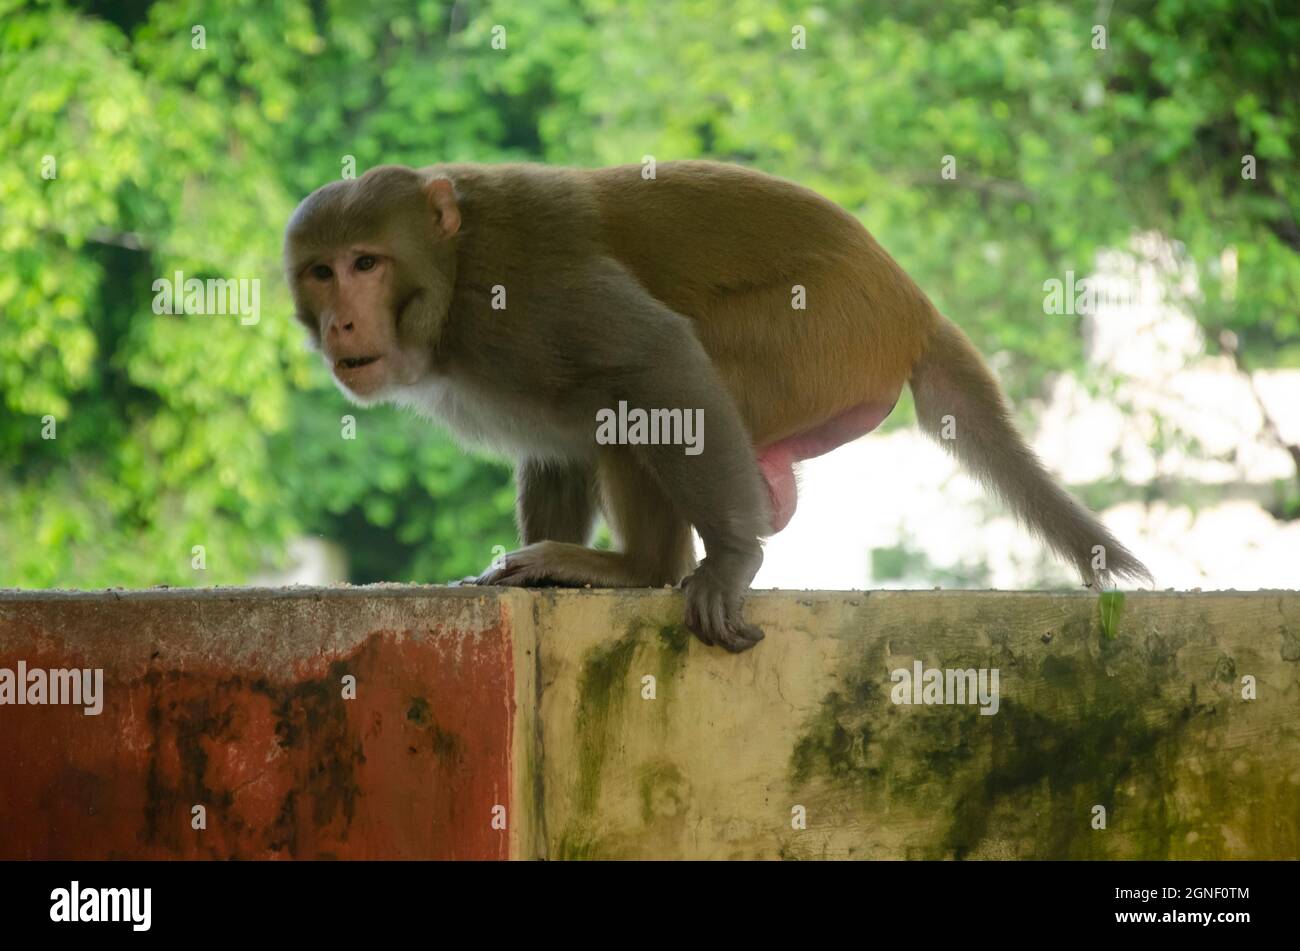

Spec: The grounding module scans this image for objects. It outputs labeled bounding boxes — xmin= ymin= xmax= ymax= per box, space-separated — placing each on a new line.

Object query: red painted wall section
xmin=0 ymin=589 xmax=518 ymax=860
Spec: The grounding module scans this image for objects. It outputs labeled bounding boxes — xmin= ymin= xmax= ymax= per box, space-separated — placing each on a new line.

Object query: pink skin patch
xmin=756 ymin=399 xmax=897 ymax=534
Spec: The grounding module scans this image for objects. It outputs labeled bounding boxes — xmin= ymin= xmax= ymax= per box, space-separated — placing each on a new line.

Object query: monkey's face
xmin=291 ymin=245 xmax=429 ymax=403
xmin=284 ymin=166 xmax=461 ymax=406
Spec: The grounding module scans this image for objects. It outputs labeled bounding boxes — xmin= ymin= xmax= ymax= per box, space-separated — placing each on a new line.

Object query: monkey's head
xmin=284 ymin=164 xmax=461 ymax=405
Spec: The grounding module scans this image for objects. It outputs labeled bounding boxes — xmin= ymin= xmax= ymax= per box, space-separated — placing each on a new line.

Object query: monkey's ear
xmin=423 ymin=178 xmax=461 ymax=236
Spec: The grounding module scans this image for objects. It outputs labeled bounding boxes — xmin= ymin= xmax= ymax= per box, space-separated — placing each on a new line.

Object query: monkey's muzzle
xmin=336 ymin=355 xmax=381 ymax=370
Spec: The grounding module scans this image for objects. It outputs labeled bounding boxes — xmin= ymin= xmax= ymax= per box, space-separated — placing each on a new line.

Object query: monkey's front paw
xmin=681 ymin=568 xmax=764 ymax=653
xmin=464 ymin=542 xmax=569 ymax=587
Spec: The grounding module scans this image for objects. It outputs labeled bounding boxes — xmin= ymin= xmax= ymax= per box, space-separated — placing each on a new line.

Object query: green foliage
xmin=1 ymin=0 xmax=1297 ymax=586
xmin=1099 ymin=590 xmax=1126 ymax=640
xmin=870 ymin=538 xmax=993 ymax=588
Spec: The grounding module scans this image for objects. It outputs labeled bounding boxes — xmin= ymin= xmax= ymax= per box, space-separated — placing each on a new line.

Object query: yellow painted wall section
xmin=530 ymin=590 xmax=1300 ymax=860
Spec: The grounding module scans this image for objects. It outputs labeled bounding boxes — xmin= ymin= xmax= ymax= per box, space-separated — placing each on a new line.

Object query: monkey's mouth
xmin=336 ymin=355 xmax=381 ymax=371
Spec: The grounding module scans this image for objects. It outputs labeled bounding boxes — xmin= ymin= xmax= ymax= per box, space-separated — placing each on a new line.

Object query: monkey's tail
xmin=908 ymin=315 xmax=1152 ymax=588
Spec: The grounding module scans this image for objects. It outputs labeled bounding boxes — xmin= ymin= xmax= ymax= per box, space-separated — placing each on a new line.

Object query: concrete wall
xmin=1 ymin=587 xmax=1297 ymax=859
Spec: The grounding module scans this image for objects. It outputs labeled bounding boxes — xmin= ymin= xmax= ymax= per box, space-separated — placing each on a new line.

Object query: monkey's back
xmin=589 ymin=161 xmax=938 ymax=443
xmin=432 ymin=160 xmax=938 ymax=443
xmin=588 ymin=161 xmax=869 ymax=306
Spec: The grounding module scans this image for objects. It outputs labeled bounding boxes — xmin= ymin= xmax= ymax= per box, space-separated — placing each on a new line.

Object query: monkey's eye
xmin=355 ymin=255 xmax=377 ymax=272
xmin=310 ymin=264 xmax=333 ymax=281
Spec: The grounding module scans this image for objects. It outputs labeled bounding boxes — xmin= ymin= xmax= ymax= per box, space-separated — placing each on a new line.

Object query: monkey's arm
xmin=616 ymin=328 xmax=771 ymax=652
xmin=516 ymin=259 xmax=770 ymax=651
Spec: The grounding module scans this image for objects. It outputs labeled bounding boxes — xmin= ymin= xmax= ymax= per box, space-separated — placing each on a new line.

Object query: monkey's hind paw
xmin=682 ymin=571 xmax=765 ymax=653
xmin=462 ymin=542 xmax=584 ymax=588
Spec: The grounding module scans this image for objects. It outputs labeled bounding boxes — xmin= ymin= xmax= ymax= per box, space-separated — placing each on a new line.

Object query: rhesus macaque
xmin=285 ymin=161 xmax=1150 ymax=652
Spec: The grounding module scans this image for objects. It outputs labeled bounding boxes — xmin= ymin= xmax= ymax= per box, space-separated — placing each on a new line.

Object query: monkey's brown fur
xmin=285 ymin=160 xmax=1151 ymax=652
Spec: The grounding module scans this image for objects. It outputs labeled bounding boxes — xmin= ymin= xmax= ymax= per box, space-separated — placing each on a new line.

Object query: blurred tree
xmin=1 ymin=0 xmax=1296 ymax=587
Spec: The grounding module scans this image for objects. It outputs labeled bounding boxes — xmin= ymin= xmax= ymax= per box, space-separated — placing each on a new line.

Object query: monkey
xmin=284 ymin=161 xmax=1151 ymax=652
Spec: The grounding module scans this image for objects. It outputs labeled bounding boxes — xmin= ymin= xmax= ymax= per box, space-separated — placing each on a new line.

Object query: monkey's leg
xmin=597 ymin=449 xmax=697 ymax=586
xmin=515 ymin=458 xmax=598 ymax=545
xmin=469 ymin=457 xmax=601 ymax=586
xmin=469 ymin=453 xmax=695 ymax=588
xmin=470 ymin=454 xmax=693 ymax=588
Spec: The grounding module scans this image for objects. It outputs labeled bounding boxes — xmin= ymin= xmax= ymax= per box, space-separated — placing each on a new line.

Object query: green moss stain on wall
xmin=555 ymin=627 xmax=639 ymax=859
xmin=554 ymin=618 xmax=695 ymax=859
xmin=657 ymin=624 xmax=691 ymax=685
xmin=791 ymin=678 xmax=882 ymax=786
xmin=574 ymin=632 xmax=638 ymax=813
xmin=639 ymin=759 xmax=688 ymax=825
xmin=406 ymin=695 xmax=462 ymax=760
xmin=788 ymin=609 xmax=1296 ymax=859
